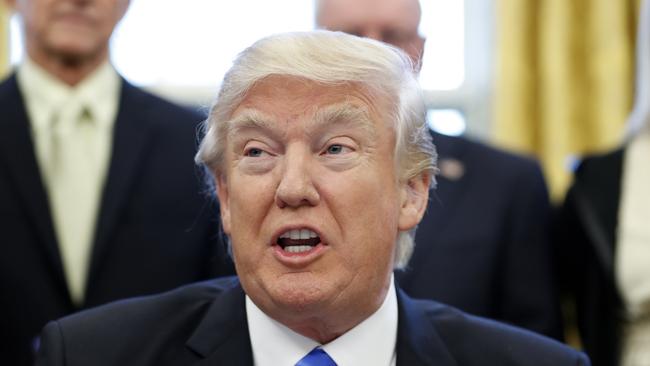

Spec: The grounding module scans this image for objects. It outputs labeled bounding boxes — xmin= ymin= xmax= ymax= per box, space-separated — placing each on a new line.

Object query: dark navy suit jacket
xmin=0 ymin=74 xmax=234 ymax=365
xmin=35 ymin=277 xmax=589 ymax=366
xmin=555 ymin=148 xmax=625 ymax=366
xmin=396 ymin=132 xmax=562 ymax=339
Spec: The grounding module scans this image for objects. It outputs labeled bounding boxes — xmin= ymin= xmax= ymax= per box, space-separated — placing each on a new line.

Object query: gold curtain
xmin=0 ymin=2 xmax=9 ymax=78
xmin=494 ymin=0 xmax=641 ymax=201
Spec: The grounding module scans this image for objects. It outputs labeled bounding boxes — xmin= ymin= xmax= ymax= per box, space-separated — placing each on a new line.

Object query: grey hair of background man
xmin=195 ymin=30 xmax=437 ymax=269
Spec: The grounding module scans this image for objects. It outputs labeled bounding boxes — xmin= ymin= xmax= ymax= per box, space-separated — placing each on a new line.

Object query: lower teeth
xmin=285 ymin=245 xmax=313 ymax=253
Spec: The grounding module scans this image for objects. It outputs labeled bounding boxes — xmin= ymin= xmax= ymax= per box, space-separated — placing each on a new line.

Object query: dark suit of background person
xmin=316 ymin=0 xmax=562 ymax=340
xmin=0 ymin=73 xmax=234 ymax=365
xmin=35 ymin=277 xmax=589 ymax=366
xmin=554 ymin=0 xmax=650 ymax=363
xmin=397 ymin=131 xmax=561 ymax=339
xmin=554 ymin=149 xmax=624 ymax=366
xmin=0 ymin=0 xmax=233 ymax=363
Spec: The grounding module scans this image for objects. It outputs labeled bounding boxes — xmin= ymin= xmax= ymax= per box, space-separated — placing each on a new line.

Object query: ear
xmin=215 ymin=173 xmax=231 ymax=235
xmin=398 ymin=172 xmax=430 ymax=231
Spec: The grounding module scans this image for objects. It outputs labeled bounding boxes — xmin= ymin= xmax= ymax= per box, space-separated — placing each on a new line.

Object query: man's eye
xmin=245 ymin=148 xmax=264 ymax=157
xmin=326 ymin=144 xmax=344 ymax=154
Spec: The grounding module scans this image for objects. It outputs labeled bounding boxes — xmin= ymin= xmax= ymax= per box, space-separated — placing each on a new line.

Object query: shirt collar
xmin=247 ymin=274 xmax=398 ymax=366
xmin=17 ymin=57 xmax=121 ymax=131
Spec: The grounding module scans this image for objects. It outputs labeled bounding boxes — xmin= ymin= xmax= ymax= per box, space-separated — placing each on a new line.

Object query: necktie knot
xmin=51 ymin=101 xmax=93 ymax=133
xmin=295 ymin=347 xmax=337 ymax=366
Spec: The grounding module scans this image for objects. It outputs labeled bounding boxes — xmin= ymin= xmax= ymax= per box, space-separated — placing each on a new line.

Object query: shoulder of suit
xmin=0 ymin=73 xmax=19 ymax=100
xmin=567 ymin=148 xmax=624 ymax=208
xmin=432 ymin=133 xmax=545 ymax=192
xmin=58 ymin=276 xmax=240 ymax=331
xmin=409 ymin=298 xmax=588 ymax=364
xmin=575 ymin=147 xmax=625 ymax=179
xmin=432 ymin=132 xmax=541 ymax=171
xmin=119 ymin=79 xmax=206 ymax=122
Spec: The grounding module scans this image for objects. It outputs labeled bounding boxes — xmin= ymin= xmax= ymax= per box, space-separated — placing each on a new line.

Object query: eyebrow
xmin=227 ymin=109 xmax=280 ymax=140
xmin=308 ymin=102 xmax=378 ymax=139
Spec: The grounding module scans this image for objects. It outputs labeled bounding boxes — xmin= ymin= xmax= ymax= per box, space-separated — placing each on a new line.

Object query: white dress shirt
xmin=247 ymin=275 xmax=398 ymax=366
xmin=17 ymin=57 xmax=120 ymax=303
xmin=616 ymin=131 xmax=650 ymax=366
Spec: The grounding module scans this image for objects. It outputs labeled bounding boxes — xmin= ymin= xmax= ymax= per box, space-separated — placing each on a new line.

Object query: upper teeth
xmin=280 ymin=229 xmax=318 ymax=240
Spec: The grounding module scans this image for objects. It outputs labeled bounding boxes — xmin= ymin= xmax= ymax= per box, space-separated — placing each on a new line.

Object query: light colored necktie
xmin=295 ymin=347 xmax=337 ymax=366
xmin=46 ymin=99 xmax=101 ymax=305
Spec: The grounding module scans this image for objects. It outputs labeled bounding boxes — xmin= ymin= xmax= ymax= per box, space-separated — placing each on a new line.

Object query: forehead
xmin=231 ymin=76 xmax=387 ymax=125
xmin=318 ymin=0 xmax=420 ymax=30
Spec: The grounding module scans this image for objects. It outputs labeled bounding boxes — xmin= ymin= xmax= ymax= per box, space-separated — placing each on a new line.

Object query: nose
xmin=275 ymin=147 xmax=320 ymax=209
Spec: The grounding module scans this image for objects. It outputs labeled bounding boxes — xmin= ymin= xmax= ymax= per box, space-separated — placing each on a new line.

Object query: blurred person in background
xmin=0 ymin=0 xmax=232 ymax=364
xmin=317 ymin=0 xmax=562 ymax=339
xmin=556 ymin=0 xmax=650 ymax=364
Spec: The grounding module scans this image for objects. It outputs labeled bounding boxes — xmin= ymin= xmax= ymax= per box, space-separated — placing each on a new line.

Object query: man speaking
xmin=36 ymin=31 xmax=588 ymax=366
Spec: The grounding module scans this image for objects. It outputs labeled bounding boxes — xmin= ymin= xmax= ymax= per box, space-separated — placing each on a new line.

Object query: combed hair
xmin=196 ymin=30 xmax=437 ymax=269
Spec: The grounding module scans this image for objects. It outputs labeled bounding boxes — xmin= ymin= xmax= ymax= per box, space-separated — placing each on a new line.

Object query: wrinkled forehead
xmin=226 ymin=76 xmax=392 ymax=134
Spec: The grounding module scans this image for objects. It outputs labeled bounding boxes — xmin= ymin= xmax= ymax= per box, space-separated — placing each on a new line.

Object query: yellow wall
xmin=494 ymin=0 xmax=641 ymax=201
xmin=0 ymin=2 xmax=9 ymax=78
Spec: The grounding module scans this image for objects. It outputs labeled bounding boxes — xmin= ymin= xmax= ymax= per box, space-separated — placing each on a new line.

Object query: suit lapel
xmin=186 ymin=281 xmax=254 ymax=366
xmin=396 ymin=288 xmax=457 ymax=366
xmin=86 ymin=81 xmax=154 ymax=289
xmin=181 ymin=280 xmax=455 ymax=365
xmin=0 ymin=75 xmax=69 ymax=296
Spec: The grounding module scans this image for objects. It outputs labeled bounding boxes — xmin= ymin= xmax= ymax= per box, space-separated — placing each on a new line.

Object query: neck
xmin=283 ymin=286 xmax=389 ymax=344
xmin=289 ymin=317 xmax=352 ymax=344
xmin=27 ymin=47 xmax=109 ymax=87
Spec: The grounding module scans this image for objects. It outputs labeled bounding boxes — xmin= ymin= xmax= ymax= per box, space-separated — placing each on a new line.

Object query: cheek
xmin=323 ymin=171 xmax=400 ymax=260
xmin=25 ymin=9 xmax=45 ymax=34
xmin=336 ymin=161 xmax=399 ymax=218
xmin=230 ymin=175 xmax=274 ymax=210
xmin=226 ymin=173 xmax=277 ymax=240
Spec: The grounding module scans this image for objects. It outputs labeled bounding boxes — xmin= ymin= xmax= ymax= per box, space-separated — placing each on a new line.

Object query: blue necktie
xmin=295 ymin=347 xmax=337 ymax=366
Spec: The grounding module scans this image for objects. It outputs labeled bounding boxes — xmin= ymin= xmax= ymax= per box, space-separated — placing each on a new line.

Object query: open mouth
xmin=277 ymin=229 xmax=321 ymax=254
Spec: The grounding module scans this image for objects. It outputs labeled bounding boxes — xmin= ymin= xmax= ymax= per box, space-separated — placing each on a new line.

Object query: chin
xmin=48 ymin=39 xmax=102 ymax=62
xmin=268 ymin=278 xmax=334 ymax=313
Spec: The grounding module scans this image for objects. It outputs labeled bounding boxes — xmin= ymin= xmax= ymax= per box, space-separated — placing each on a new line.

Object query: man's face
xmin=216 ymin=76 xmax=424 ymax=340
xmin=10 ymin=0 xmax=129 ymax=62
xmin=317 ymin=0 xmax=424 ymax=66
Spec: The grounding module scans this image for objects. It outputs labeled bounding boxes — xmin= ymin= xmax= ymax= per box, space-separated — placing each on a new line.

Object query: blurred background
xmin=0 ymin=0 xmax=642 ymax=201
